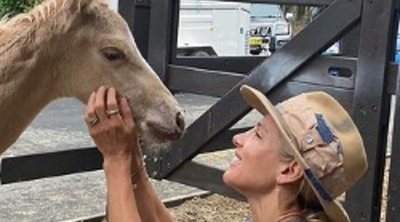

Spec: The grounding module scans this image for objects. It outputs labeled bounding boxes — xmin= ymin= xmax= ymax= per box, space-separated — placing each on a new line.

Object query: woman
xmin=84 ymin=85 xmax=367 ymax=222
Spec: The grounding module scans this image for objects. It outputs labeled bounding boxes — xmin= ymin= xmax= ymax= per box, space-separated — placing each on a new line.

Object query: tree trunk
xmin=282 ymin=6 xmax=313 ymax=36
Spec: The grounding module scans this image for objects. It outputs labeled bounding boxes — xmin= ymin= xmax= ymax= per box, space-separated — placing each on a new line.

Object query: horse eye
xmin=101 ymin=48 xmax=125 ymax=61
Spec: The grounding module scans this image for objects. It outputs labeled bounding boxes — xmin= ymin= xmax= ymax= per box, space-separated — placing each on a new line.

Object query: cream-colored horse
xmin=0 ymin=0 xmax=185 ymax=154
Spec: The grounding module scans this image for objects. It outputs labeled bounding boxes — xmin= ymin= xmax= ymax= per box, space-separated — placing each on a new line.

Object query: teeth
xmin=230 ymin=156 xmax=241 ymax=164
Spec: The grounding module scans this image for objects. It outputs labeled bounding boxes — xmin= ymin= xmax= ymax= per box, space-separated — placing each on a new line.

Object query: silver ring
xmin=106 ymin=109 xmax=120 ymax=117
xmin=88 ymin=117 xmax=99 ymax=126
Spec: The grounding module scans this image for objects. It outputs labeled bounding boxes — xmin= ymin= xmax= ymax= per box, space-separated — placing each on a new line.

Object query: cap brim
xmin=239 ymin=85 xmax=350 ymax=222
xmin=324 ymin=200 xmax=350 ymax=222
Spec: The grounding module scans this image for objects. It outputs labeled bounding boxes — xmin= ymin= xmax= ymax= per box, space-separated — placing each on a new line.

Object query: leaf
xmin=0 ymin=0 xmax=45 ymax=17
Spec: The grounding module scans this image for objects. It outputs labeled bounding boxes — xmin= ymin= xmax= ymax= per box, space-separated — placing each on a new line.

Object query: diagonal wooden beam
xmin=168 ymin=161 xmax=245 ymax=201
xmin=148 ymin=0 xmax=362 ymax=179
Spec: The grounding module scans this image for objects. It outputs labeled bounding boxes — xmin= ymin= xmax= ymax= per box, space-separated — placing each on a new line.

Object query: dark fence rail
xmin=209 ymin=0 xmax=333 ymax=6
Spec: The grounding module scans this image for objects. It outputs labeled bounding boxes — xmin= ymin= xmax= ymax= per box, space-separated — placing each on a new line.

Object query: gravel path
xmin=170 ymin=194 xmax=251 ymax=222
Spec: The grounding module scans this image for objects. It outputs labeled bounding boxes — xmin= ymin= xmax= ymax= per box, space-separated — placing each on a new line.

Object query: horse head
xmin=0 ymin=0 xmax=185 ymax=153
xmin=40 ymin=0 xmax=185 ymax=144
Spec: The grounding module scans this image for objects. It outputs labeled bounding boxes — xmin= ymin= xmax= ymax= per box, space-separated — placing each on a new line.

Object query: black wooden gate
xmin=141 ymin=0 xmax=399 ymax=221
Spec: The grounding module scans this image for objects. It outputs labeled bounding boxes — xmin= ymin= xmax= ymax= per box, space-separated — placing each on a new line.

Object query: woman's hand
xmin=84 ymin=87 xmax=175 ymax=222
xmin=84 ymin=86 xmax=138 ymax=165
xmin=85 ymin=88 xmax=144 ymax=222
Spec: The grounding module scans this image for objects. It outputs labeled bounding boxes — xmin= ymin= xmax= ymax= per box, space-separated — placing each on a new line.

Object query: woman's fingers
xmin=106 ymin=87 xmax=122 ymax=120
xmin=84 ymin=86 xmax=140 ymax=160
xmin=86 ymin=86 xmax=134 ymax=129
xmin=85 ymin=92 xmax=98 ymax=127
xmin=95 ymin=86 xmax=108 ymax=122
xmin=120 ymin=97 xmax=135 ymax=127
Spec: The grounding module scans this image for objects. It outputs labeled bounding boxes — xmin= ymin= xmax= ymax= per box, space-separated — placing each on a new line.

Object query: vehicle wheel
xmin=190 ymin=51 xmax=210 ymax=57
xmin=250 ymin=46 xmax=262 ymax=55
xmin=269 ymin=36 xmax=277 ymax=53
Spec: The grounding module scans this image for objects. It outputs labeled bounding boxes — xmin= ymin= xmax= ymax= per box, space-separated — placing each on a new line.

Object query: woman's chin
xmin=228 ymin=161 xmax=241 ymax=170
xmin=222 ymin=168 xmax=237 ymax=187
xmin=222 ymin=171 xmax=231 ymax=186
xmin=223 ymin=170 xmax=246 ymax=196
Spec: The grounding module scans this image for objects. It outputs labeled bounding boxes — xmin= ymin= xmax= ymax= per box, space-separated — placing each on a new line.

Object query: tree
xmin=0 ymin=0 xmax=44 ymax=18
xmin=282 ymin=6 xmax=324 ymax=35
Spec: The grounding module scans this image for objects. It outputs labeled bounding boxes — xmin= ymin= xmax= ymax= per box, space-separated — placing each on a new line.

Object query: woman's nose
xmin=232 ymin=134 xmax=242 ymax=147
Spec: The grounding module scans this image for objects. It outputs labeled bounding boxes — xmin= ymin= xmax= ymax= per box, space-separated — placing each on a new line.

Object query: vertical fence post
xmin=387 ymin=69 xmax=400 ymax=221
xmin=147 ymin=0 xmax=177 ymax=81
xmin=119 ymin=0 xmax=151 ymax=59
xmin=348 ymin=0 xmax=395 ymax=221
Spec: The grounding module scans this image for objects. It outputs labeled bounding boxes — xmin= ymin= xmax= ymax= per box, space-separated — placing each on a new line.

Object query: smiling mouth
xmin=230 ymin=152 xmax=242 ymax=166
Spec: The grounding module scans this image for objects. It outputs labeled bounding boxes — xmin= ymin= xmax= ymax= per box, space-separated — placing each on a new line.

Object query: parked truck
xmin=178 ymin=0 xmax=251 ymax=56
xmin=109 ymin=0 xmax=118 ymax=11
xmin=110 ymin=0 xmax=291 ymax=56
xmin=249 ymin=4 xmax=292 ymax=55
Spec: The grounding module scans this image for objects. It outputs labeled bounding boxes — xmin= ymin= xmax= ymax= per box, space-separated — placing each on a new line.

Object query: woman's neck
xmin=247 ymin=187 xmax=302 ymax=222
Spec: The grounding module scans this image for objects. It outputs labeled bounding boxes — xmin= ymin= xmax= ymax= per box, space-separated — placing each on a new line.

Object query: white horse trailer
xmin=109 ymin=0 xmax=118 ymax=11
xmin=178 ymin=0 xmax=251 ymax=57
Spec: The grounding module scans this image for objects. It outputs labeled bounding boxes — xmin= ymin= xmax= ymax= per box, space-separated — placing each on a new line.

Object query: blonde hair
xmin=297 ymin=181 xmax=331 ymax=222
xmin=279 ymin=143 xmax=330 ymax=222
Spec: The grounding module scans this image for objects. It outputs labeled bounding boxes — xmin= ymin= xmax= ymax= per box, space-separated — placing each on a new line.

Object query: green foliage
xmin=281 ymin=6 xmax=321 ymax=35
xmin=0 ymin=0 xmax=44 ymax=18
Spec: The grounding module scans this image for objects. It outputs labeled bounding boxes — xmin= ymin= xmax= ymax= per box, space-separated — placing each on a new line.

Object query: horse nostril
xmin=176 ymin=111 xmax=185 ymax=131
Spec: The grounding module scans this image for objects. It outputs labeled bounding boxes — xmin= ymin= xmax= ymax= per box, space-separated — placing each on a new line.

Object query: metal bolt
xmin=304 ymin=134 xmax=314 ymax=144
xmin=371 ymin=105 xmax=377 ymax=112
xmin=153 ymin=157 xmax=158 ymax=162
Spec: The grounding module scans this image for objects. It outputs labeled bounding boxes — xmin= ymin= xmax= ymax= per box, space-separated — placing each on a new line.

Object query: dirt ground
xmin=169 ymin=194 xmax=251 ymax=222
xmin=166 ymin=149 xmax=252 ymax=222
xmin=98 ymin=194 xmax=250 ymax=222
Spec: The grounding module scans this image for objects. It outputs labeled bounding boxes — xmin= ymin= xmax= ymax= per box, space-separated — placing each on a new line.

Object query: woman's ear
xmin=277 ymin=160 xmax=303 ymax=185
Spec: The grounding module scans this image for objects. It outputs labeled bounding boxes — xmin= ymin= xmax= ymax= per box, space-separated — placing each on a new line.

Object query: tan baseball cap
xmin=240 ymin=85 xmax=368 ymax=222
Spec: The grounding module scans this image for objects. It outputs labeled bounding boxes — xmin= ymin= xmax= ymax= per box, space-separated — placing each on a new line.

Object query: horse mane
xmin=2 ymin=0 xmax=108 ymax=29
xmin=0 ymin=0 xmax=108 ymax=84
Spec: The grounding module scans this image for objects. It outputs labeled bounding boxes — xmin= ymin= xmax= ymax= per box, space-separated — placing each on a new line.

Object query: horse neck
xmin=0 ymin=1 xmax=88 ymax=153
xmin=0 ymin=41 xmax=58 ymax=154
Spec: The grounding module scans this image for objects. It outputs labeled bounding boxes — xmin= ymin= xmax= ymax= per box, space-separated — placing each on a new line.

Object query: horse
xmin=0 ymin=0 xmax=185 ymax=155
